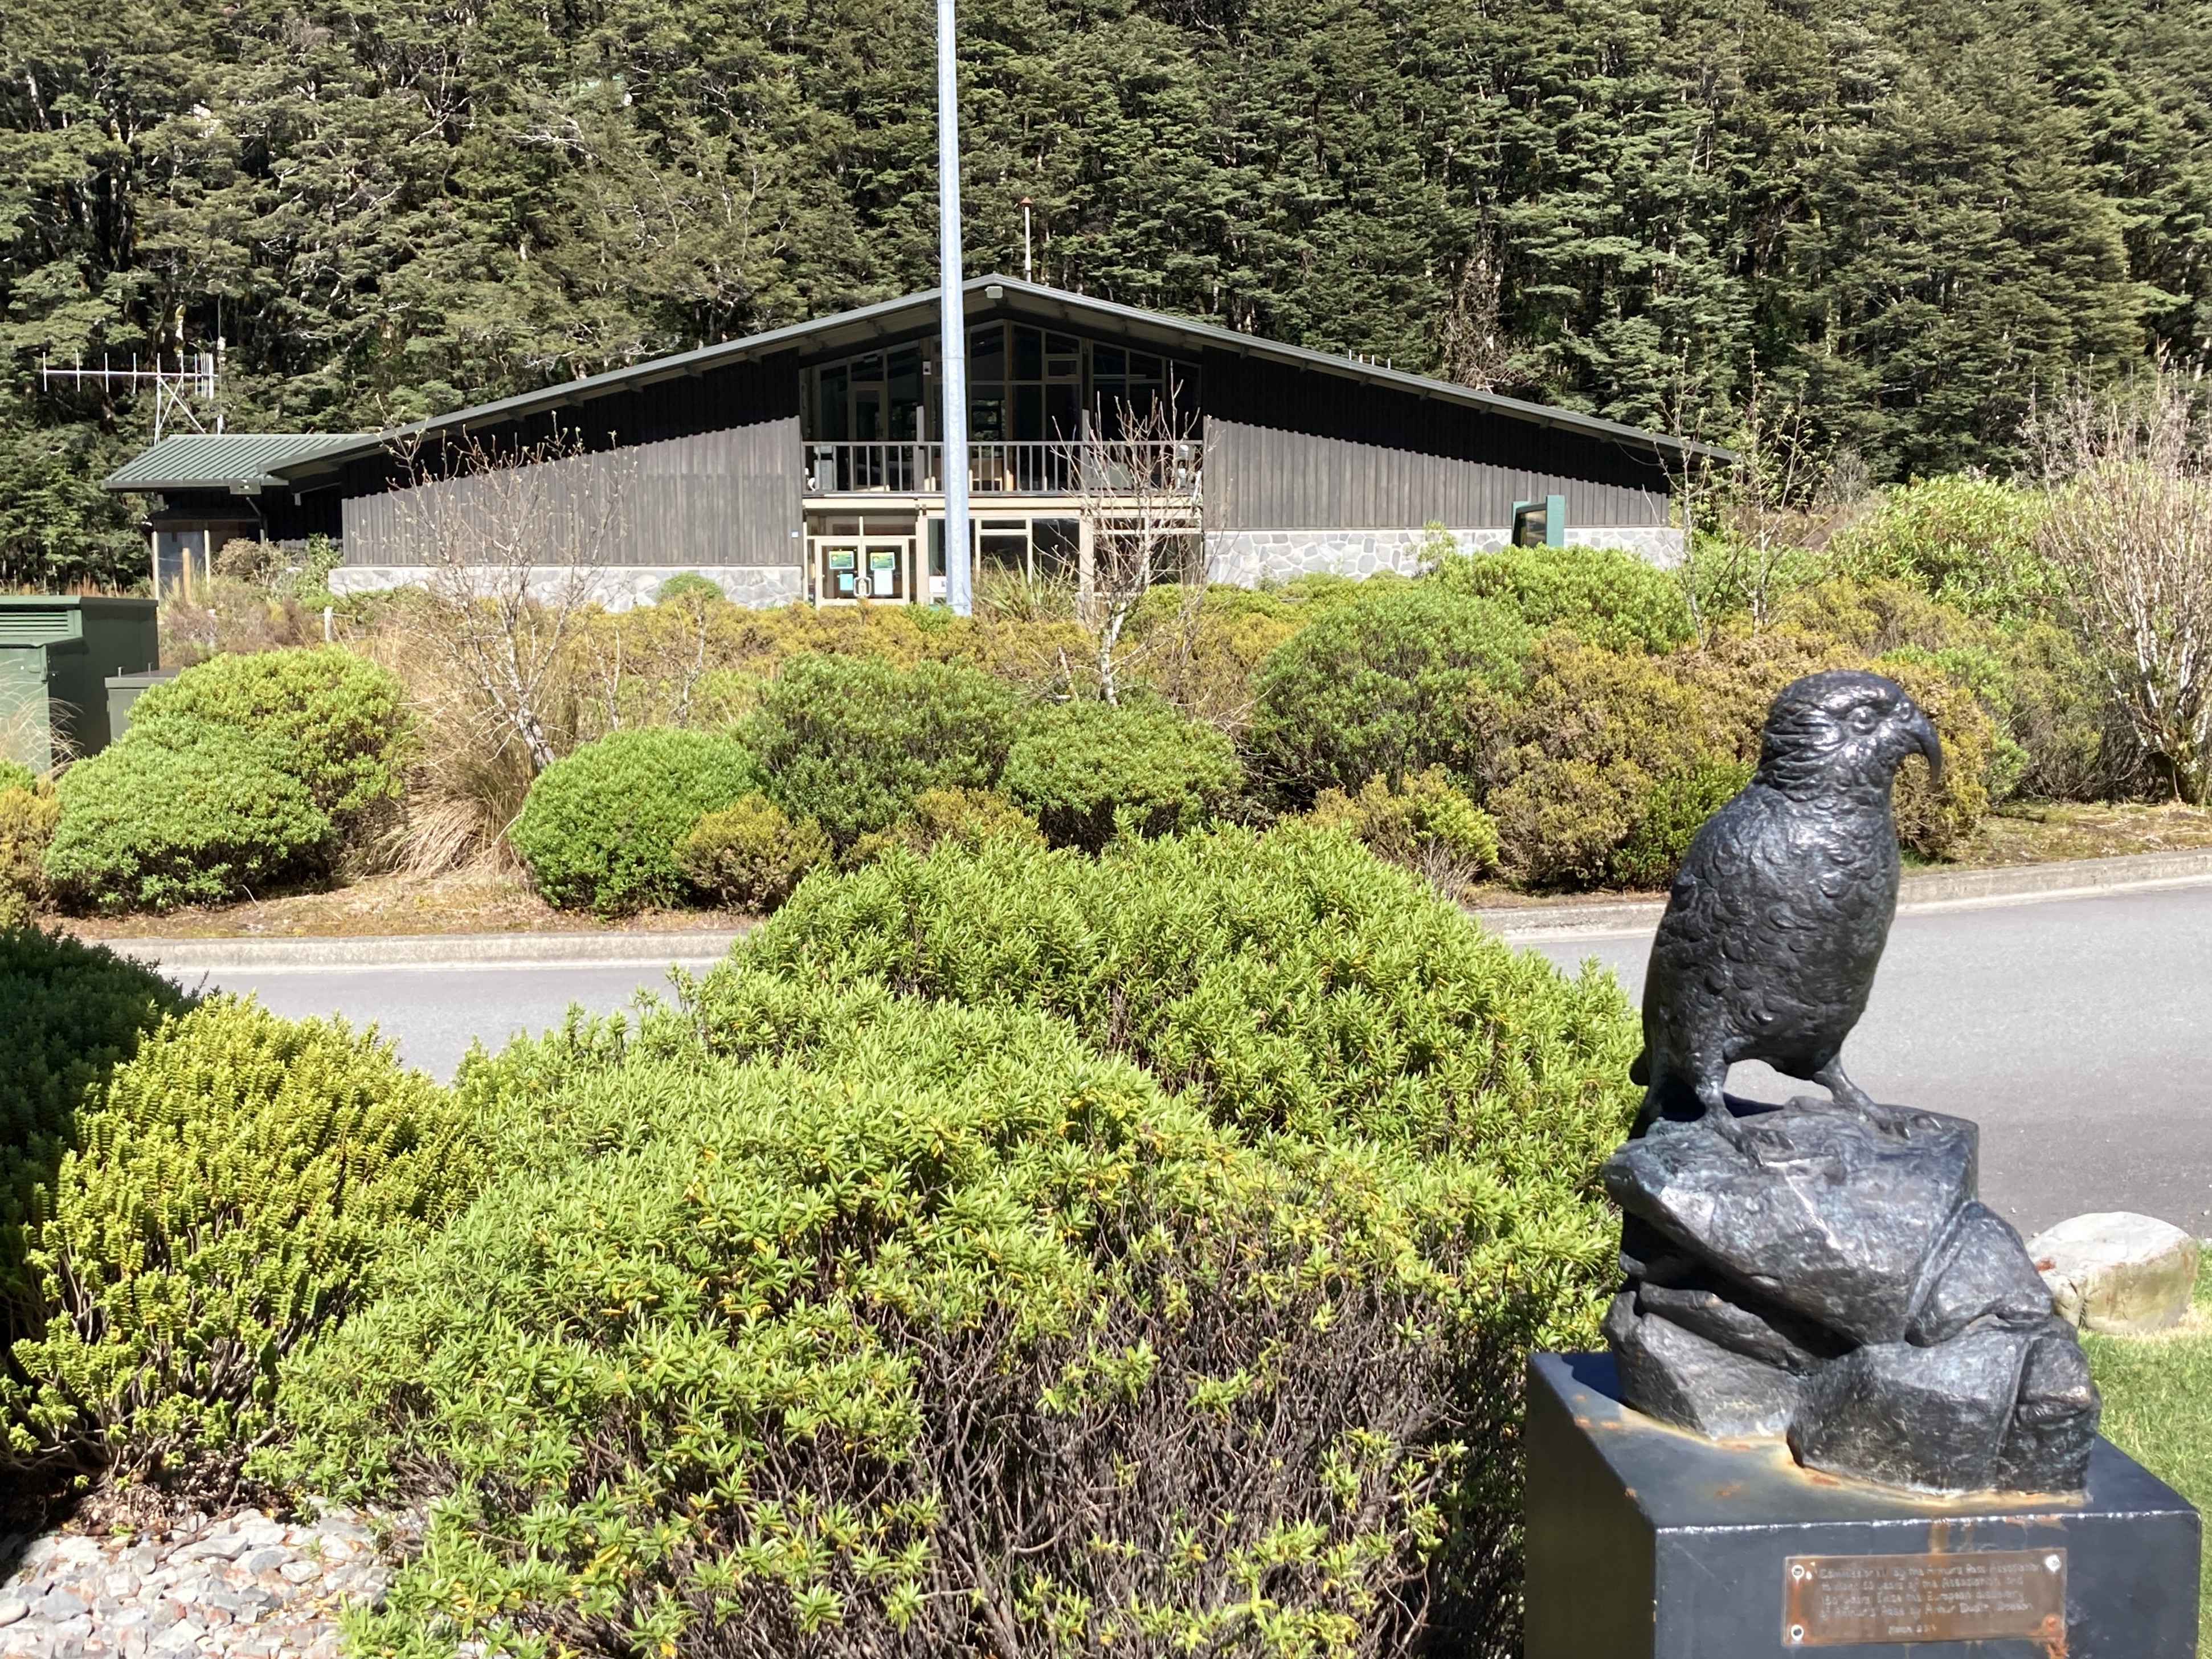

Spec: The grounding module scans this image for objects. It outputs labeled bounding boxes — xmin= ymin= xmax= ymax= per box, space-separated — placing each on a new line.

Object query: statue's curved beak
xmin=1906 ymin=708 xmax=1943 ymax=784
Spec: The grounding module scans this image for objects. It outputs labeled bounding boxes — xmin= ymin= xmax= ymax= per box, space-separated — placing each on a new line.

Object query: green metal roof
xmin=101 ymin=431 xmax=367 ymax=493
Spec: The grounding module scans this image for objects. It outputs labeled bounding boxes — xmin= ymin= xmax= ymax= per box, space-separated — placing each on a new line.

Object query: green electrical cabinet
xmin=0 ymin=596 xmax=160 ymax=774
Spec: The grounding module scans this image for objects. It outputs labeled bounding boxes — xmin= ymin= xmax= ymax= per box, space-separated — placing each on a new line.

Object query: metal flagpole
xmin=937 ymin=0 xmax=972 ymax=615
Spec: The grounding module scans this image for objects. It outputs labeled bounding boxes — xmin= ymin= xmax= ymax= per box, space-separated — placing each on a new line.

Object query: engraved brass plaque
xmin=1782 ymin=1548 xmax=2066 ymax=1646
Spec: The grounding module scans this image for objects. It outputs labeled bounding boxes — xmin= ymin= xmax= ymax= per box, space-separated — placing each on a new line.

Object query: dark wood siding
xmin=149 ymin=489 xmax=342 ymax=541
xmin=332 ymin=350 xmax=804 ymax=501
xmin=341 ymin=417 xmax=803 ymax=568
xmin=1200 ymin=350 xmax=1669 ymax=529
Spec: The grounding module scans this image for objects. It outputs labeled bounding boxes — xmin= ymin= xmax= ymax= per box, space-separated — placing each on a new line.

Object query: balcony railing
xmin=805 ymin=440 xmax=1200 ymax=496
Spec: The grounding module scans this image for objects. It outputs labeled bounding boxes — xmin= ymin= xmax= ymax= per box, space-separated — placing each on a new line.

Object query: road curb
xmin=90 ymin=846 xmax=2212 ymax=969
xmin=105 ymin=927 xmax=748 ymax=972
xmin=1477 ymin=845 xmax=2212 ymax=941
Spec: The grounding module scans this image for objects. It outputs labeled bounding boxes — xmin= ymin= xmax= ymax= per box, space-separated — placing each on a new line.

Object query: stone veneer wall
xmin=1203 ymin=525 xmax=1684 ymax=586
xmin=327 ymin=564 xmax=804 ymax=612
xmin=326 ymin=529 xmax=1683 ymax=612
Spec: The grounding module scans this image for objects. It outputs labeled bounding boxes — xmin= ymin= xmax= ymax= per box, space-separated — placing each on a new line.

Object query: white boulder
xmin=2027 ymin=1212 xmax=2202 ymax=1335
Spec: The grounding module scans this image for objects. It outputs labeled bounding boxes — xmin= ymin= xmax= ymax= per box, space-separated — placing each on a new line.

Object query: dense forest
xmin=3 ymin=0 xmax=2210 ymax=585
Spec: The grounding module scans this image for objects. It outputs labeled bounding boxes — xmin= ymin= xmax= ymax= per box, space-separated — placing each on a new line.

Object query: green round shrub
xmin=1433 ymin=544 xmax=1695 ymax=653
xmin=1826 ymin=476 xmax=2052 ymax=622
xmin=5 ymin=996 xmax=480 ymax=1483
xmin=126 ymin=645 xmax=410 ymax=822
xmin=1246 ymin=583 xmax=1531 ymax=804
xmin=655 ymin=571 xmax=724 ymax=606
xmin=273 ymin=1000 xmax=1520 ymax=1653
xmin=510 ymin=727 xmax=760 ymax=914
xmin=674 ymin=792 xmax=828 ymax=911
xmin=44 ymin=725 xmax=337 ymax=914
xmin=269 ymin=827 xmax=1639 ymax=1654
xmin=735 ymin=819 xmax=1637 ymax=1150
xmin=1001 ymin=700 xmax=1241 ymax=851
xmin=743 ymin=654 xmax=1023 ymax=848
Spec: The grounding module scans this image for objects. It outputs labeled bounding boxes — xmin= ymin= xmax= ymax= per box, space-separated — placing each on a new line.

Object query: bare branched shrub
xmin=366 ymin=432 xmax=635 ymax=869
xmin=387 ymin=430 xmax=632 ymax=775
xmin=1064 ymin=402 xmax=1204 ymax=703
xmin=1702 ymin=373 xmax=1831 ymax=632
xmin=2029 ymin=368 xmax=2212 ymax=802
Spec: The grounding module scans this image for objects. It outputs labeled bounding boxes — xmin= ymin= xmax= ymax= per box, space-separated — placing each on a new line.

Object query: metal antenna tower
xmin=39 ymin=341 xmax=226 ymax=441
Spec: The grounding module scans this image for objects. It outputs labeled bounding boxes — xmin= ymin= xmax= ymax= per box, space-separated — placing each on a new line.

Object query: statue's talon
xmin=1700 ymin=1100 xmax=1753 ymax=1154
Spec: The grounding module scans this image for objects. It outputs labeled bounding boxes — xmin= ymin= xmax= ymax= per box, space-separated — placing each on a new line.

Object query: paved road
xmin=162 ymin=961 xmax=713 ymax=1080
xmin=159 ymin=884 xmax=2212 ymax=1236
xmin=1523 ymin=884 xmax=2212 ymax=1237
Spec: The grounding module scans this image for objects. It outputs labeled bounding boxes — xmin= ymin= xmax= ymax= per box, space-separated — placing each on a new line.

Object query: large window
xmin=978 ymin=515 xmax=1080 ymax=581
xmin=806 ymin=330 xmax=1195 ymax=447
xmin=816 ymin=346 xmax=925 ymax=443
xmin=967 ymin=324 xmax=1082 ymax=441
xmin=1089 ymin=345 xmax=1185 ymax=436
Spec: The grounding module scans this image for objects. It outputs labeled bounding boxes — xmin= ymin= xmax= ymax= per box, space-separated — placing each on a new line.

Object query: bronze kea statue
xmin=1632 ymin=669 xmax=1943 ymax=1142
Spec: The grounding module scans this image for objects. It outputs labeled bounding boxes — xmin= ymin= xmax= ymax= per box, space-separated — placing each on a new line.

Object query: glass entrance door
xmin=819 ymin=542 xmax=860 ymax=600
xmin=812 ymin=536 xmax=913 ymax=603
xmin=862 ymin=541 xmax=907 ymax=601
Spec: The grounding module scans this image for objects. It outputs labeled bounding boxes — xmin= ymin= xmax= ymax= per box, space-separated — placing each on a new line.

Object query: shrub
xmin=744 ymin=654 xmax=1024 ymax=847
xmin=510 ymin=727 xmax=761 ymax=914
xmin=674 ymin=792 xmax=828 ymax=910
xmin=1309 ymin=767 xmax=1500 ymax=893
xmin=727 ymin=822 xmax=1638 ymax=1154
xmin=847 ymin=785 xmax=1046 ymax=865
xmin=1477 ymin=631 xmax=1992 ymax=888
xmin=1976 ymin=625 xmax=2116 ymax=800
xmin=0 ymin=783 xmax=59 ymax=929
xmin=0 ymin=759 xmax=33 ymax=794
xmin=1245 ymin=583 xmax=1531 ymax=804
xmin=1121 ymin=585 xmax=1309 ymax=730
xmin=125 ymin=645 xmax=410 ymax=823
xmin=1610 ymin=754 xmax=1758 ymax=889
xmin=0 ymin=931 xmax=187 ymax=1352
xmin=272 ymin=965 xmax=1622 ymax=1657
xmin=44 ymin=725 xmax=337 ymax=913
xmin=4 ymin=998 xmax=480 ymax=1485
xmin=1434 ymin=544 xmax=1695 ymax=653
xmin=654 ymin=571 xmax=724 ymax=605
xmin=1827 ymin=475 xmax=2052 ymax=622
xmin=1000 ymin=699 xmax=1242 ymax=851
xmin=1479 ymin=639 xmax=1743 ymax=889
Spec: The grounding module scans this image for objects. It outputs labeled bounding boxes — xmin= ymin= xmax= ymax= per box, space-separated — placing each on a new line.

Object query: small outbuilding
xmin=105 ymin=277 xmax=1723 ymax=607
xmin=0 ymin=596 xmax=160 ymax=773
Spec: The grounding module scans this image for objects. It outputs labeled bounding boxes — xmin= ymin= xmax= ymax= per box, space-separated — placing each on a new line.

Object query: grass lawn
xmin=1960 ymin=799 xmax=2212 ymax=867
xmin=2081 ymin=1254 xmax=2212 ymax=1645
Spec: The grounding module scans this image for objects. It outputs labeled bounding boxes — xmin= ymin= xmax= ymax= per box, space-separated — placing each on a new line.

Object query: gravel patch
xmin=0 ymin=1508 xmax=414 ymax=1658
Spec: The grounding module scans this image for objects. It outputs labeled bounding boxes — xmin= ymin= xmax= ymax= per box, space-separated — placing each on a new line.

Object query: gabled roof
xmin=105 ymin=277 xmax=1730 ymax=494
xmin=103 ymin=431 xmax=367 ymax=493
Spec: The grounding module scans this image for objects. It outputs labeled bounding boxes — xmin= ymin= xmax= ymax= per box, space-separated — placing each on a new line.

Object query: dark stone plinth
xmin=1526 ymin=1351 xmax=2199 ymax=1659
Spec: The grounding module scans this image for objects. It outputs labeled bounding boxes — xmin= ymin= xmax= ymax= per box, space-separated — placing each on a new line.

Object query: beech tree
xmin=4 ymin=0 xmax=2207 ymax=585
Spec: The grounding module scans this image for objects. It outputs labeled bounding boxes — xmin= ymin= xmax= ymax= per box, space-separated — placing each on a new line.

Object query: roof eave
xmin=132 ymin=277 xmax=1736 ymax=486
